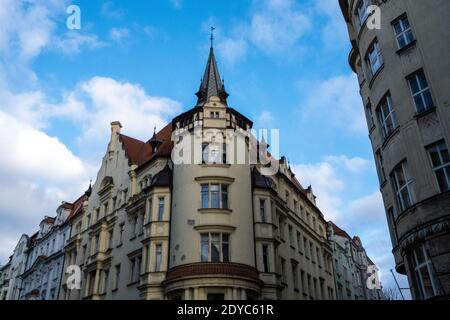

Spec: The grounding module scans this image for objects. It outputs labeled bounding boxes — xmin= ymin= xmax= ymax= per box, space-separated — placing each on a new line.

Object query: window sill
xmin=127 ymin=281 xmax=139 ymax=287
xmin=199 ymin=163 xmax=231 ymax=168
xmin=116 ymin=243 xmax=123 ymax=249
xmin=198 ymin=208 xmax=232 ymax=214
xmin=396 ymin=40 xmax=417 ymax=55
xmin=414 ymin=106 xmax=437 ymax=120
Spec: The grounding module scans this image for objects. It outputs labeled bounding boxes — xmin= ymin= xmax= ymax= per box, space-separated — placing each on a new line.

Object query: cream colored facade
xmin=57 ymin=47 xmax=337 ymax=300
xmin=339 ymin=0 xmax=450 ymax=299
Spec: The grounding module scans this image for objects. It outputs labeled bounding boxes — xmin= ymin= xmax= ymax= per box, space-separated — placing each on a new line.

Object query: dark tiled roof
xmin=119 ymin=123 xmax=173 ymax=168
xmin=331 ymin=222 xmax=351 ymax=239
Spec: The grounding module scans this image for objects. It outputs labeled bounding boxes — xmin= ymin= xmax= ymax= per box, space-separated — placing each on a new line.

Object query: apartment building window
xmin=280 ymin=258 xmax=286 ymax=283
xmin=292 ymin=262 xmax=299 ymax=291
xmin=393 ymin=15 xmax=414 ymax=49
xmin=262 ymin=245 xmax=269 ymax=273
xmin=307 ymin=274 xmax=313 ymax=298
xmin=376 ymin=150 xmax=386 ymax=182
xmin=304 ymin=238 xmax=310 ymax=259
xmin=391 ymin=161 xmax=413 ymax=212
xmin=310 ymin=242 xmax=315 ymax=263
xmin=260 ymin=199 xmax=267 ymax=223
xmin=94 ymin=234 xmax=100 ymax=253
xmin=108 ymin=230 xmax=114 ymax=249
xmin=408 ymin=71 xmax=434 ymax=113
xmin=114 ymin=264 xmax=121 ymax=290
xmin=130 ymin=255 xmax=141 ymax=283
xmin=132 ymin=216 xmax=138 ymax=238
xmin=119 ymin=223 xmax=125 ymax=246
xmin=201 ymin=184 xmax=229 ymax=209
xmin=301 ymin=270 xmax=307 ymax=296
xmin=317 ymin=247 xmax=322 ymax=268
xmin=201 ymin=233 xmax=229 ymax=263
xmin=312 ymin=217 xmax=317 ymax=231
xmin=202 ymin=142 xmax=226 ymax=164
xmin=367 ymin=40 xmax=383 ymax=75
xmin=86 ymin=214 xmax=91 ymax=228
xmin=297 ymin=232 xmax=303 ymax=254
xmin=409 ymin=245 xmax=439 ymax=299
xmin=366 ymin=101 xmax=374 ymax=128
xmin=288 ymin=225 xmax=294 ymax=247
xmin=210 ymin=111 xmax=220 ymax=119
xmin=377 ymin=94 xmax=397 ymax=140
xmin=427 ymin=141 xmax=450 ymax=192
xmin=293 ymin=200 xmax=298 ymax=215
xmin=357 ymin=0 xmax=370 ymax=26
xmin=158 ymin=197 xmax=165 ymax=221
xmin=155 ymin=245 xmax=162 ymax=272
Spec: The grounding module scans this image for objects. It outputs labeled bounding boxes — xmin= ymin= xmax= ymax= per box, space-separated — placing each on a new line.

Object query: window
xmin=210 ymin=111 xmax=220 ymax=119
xmin=292 ymin=262 xmax=299 ymax=290
xmin=310 ymin=242 xmax=315 ymax=263
xmin=366 ymin=101 xmax=374 ymax=128
xmin=86 ymin=214 xmax=91 ymax=228
xmin=200 ymin=184 xmax=229 ymax=209
xmin=202 ymin=142 xmax=226 ymax=164
xmin=317 ymin=247 xmax=322 ymax=267
xmin=132 ymin=216 xmax=138 ymax=238
xmin=200 ymin=233 xmax=230 ymax=262
xmin=130 ymin=256 xmax=141 ymax=283
xmin=357 ymin=0 xmax=370 ymax=26
xmin=393 ymin=15 xmax=414 ymax=49
xmin=377 ymin=94 xmax=397 ymax=140
xmin=301 ymin=270 xmax=306 ymax=295
xmin=297 ymin=232 xmax=303 ymax=254
xmin=119 ymin=223 xmax=125 ymax=245
xmin=367 ymin=41 xmax=383 ymax=76
xmin=260 ymin=199 xmax=267 ymax=223
xmin=94 ymin=234 xmax=100 ymax=253
xmin=304 ymin=238 xmax=310 ymax=259
xmin=158 ymin=197 xmax=165 ymax=221
xmin=262 ymin=245 xmax=269 ymax=272
xmin=114 ymin=264 xmax=120 ymax=290
xmin=108 ymin=230 xmax=114 ymax=249
xmin=155 ymin=245 xmax=162 ymax=272
xmin=408 ymin=71 xmax=434 ymax=113
xmin=409 ymin=245 xmax=439 ymax=299
xmin=288 ymin=225 xmax=294 ymax=246
xmin=376 ymin=150 xmax=386 ymax=182
xmin=391 ymin=161 xmax=413 ymax=212
xmin=280 ymin=258 xmax=286 ymax=283
xmin=427 ymin=141 xmax=450 ymax=192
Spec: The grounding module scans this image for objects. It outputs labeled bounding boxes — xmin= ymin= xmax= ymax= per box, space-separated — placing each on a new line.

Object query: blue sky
xmin=0 ymin=0 xmax=409 ymax=297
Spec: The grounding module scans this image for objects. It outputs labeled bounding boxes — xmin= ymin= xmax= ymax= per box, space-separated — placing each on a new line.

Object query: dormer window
xmin=210 ymin=111 xmax=220 ymax=119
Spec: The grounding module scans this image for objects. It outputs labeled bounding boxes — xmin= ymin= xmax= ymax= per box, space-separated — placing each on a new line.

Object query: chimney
xmin=109 ymin=121 xmax=122 ymax=154
xmin=111 ymin=121 xmax=122 ymax=135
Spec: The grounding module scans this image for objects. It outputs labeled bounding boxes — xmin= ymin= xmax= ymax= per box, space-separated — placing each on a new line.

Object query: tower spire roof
xmin=196 ymin=29 xmax=229 ymax=106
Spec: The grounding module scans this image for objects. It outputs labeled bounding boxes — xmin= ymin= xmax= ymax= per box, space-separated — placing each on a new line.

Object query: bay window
xmin=377 ymin=94 xmax=397 ymax=140
xmin=427 ymin=141 xmax=450 ymax=192
xmin=391 ymin=161 xmax=413 ymax=213
xmin=409 ymin=245 xmax=439 ymax=299
xmin=201 ymin=184 xmax=229 ymax=209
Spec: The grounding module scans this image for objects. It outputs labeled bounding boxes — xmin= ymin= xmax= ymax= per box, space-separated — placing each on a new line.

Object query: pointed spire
xmin=196 ymin=30 xmax=229 ymax=107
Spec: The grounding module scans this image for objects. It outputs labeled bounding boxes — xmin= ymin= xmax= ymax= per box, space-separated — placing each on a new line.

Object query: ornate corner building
xmin=338 ymin=0 xmax=450 ymax=299
xmin=58 ymin=46 xmax=340 ymax=301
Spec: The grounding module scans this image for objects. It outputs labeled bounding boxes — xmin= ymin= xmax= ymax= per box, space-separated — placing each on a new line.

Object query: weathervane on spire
xmin=210 ymin=26 xmax=216 ymax=48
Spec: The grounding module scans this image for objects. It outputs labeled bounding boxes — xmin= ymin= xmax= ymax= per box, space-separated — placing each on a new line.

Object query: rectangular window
xmin=377 ymin=94 xmax=397 ymax=140
xmin=357 ymin=0 xmax=370 ymax=26
xmin=288 ymin=225 xmax=294 ymax=246
xmin=202 ymin=143 xmax=223 ymax=164
xmin=292 ymin=262 xmax=298 ymax=290
xmin=108 ymin=230 xmax=114 ymax=249
xmin=367 ymin=40 xmax=383 ymax=75
xmin=366 ymin=101 xmax=374 ymax=128
xmin=262 ymin=245 xmax=269 ymax=272
xmin=410 ymin=245 xmax=439 ymax=299
xmin=119 ymin=223 xmax=125 ymax=245
xmin=304 ymin=238 xmax=310 ymax=259
xmin=201 ymin=184 xmax=229 ymax=209
xmin=114 ymin=264 xmax=120 ymax=290
xmin=393 ymin=15 xmax=414 ymax=49
xmin=260 ymin=199 xmax=267 ymax=223
xmin=391 ymin=161 xmax=413 ymax=212
xmin=280 ymin=258 xmax=286 ymax=283
xmin=200 ymin=233 xmax=230 ymax=262
xmin=301 ymin=270 xmax=306 ymax=295
xmin=297 ymin=232 xmax=303 ymax=254
xmin=408 ymin=71 xmax=434 ymax=113
xmin=158 ymin=197 xmax=165 ymax=221
xmin=376 ymin=150 xmax=386 ymax=182
xmin=427 ymin=141 xmax=450 ymax=192
xmin=155 ymin=245 xmax=162 ymax=272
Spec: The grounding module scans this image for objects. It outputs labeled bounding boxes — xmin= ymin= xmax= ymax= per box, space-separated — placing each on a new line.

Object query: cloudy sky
xmin=0 ymin=0 xmax=409 ymax=297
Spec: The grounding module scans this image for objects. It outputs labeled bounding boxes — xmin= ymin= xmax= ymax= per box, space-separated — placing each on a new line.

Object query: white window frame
xmin=391 ymin=161 xmax=413 ymax=213
xmin=408 ymin=72 xmax=434 ymax=113
xmin=411 ymin=245 xmax=439 ymax=299
xmin=367 ymin=41 xmax=383 ymax=75
xmin=377 ymin=95 xmax=397 ymax=140
xmin=200 ymin=233 xmax=230 ymax=263
xmin=201 ymin=184 xmax=229 ymax=209
xmin=357 ymin=0 xmax=370 ymax=26
xmin=427 ymin=141 xmax=450 ymax=192
xmin=393 ymin=15 xmax=414 ymax=49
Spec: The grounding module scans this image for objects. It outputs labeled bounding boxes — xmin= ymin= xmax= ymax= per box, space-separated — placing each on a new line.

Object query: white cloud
xmin=170 ymin=0 xmax=183 ymax=10
xmin=54 ymin=31 xmax=104 ymax=55
xmin=313 ymin=0 xmax=349 ymax=50
xmin=249 ymin=0 xmax=311 ymax=54
xmin=109 ymin=27 xmax=130 ymax=43
xmin=101 ymin=1 xmax=124 ymax=19
xmin=217 ymin=38 xmax=248 ymax=66
xmin=299 ymin=74 xmax=367 ymax=135
xmin=325 ymin=155 xmax=372 ymax=173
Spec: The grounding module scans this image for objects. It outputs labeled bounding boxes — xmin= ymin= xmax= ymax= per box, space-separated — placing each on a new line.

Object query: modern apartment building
xmin=339 ymin=0 xmax=450 ymax=299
